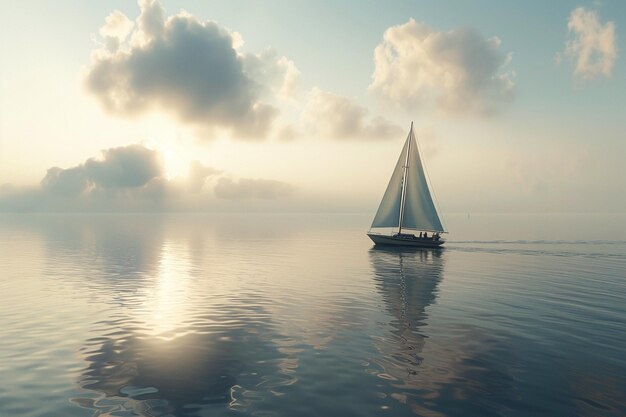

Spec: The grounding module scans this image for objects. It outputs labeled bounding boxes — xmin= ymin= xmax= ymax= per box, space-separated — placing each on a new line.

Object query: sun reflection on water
xmin=143 ymin=239 xmax=192 ymax=339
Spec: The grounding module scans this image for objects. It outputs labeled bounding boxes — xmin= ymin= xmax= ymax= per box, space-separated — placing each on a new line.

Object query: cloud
xmin=41 ymin=167 xmax=89 ymax=197
xmin=274 ymin=124 xmax=302 ymax=141
xmin=99 ymin=10 xmax=134 ymax=52
xmin=560 ymin=7 xmax=617 ymax=79
xmin=84 ymin=144 xmax=163 ymax=188
xmin=303 ymin=88 xmax=402 ymax=140
xmin=242 ymin=50 xmax=301 ymax=101
xmin=85 ymin=0 xmax=299 ymax=139
xmin=187 ymin=160 xmax=221 ymax=192
xmin=369 ymin=19 xmax=515 ymax=115
xmin=0 ymin=144 xmax=294 ymax=212
xmin=214 ymin=177 xmax=296 ymax=199
xmin=39 ymin=144 xmax=162 ymax=198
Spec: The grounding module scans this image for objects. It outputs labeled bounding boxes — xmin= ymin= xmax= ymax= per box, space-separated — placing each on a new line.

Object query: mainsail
xmin=370 ymin=138 xmax=409 ymax=228
xmin=371 ymin=124 xmax=444 ymax=233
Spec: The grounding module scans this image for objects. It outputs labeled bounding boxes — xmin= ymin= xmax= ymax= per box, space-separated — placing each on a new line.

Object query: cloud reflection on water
xmin=2 ymin=214 xmax=624 ymax=416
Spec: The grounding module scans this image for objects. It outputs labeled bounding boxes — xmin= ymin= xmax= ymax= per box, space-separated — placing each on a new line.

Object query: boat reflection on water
xmin=369 ymin=247 xmax=444 ymax=375
xmin=368 ymin=247 xmax=452 ymax=414
xmin=368 ymin=248 xmax=522 ymax=416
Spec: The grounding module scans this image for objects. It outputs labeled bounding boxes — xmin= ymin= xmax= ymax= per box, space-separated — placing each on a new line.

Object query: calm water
xmin=1 ymin=213 xmax=625 ymax=417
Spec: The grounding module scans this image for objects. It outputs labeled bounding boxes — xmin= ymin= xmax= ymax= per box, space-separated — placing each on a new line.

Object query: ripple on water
xmin=0 ymin=214 xmax=625 ymax=416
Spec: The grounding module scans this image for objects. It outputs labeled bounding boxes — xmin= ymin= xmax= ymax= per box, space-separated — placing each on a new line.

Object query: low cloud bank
xmin=41 ymin=145 xmax=162 ymax=196
xmin=0 ymin=144 xmax=295 ymax=212
xmin=215 ymin=177 xmax=295 ymax=200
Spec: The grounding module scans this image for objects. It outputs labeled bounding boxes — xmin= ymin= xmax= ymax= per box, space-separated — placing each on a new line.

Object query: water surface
xmin=1 ymin=213 xmax=625 ymax=416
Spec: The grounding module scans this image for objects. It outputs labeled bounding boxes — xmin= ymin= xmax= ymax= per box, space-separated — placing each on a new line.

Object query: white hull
xmin=367 ymin=233 xmax=444 ymax=248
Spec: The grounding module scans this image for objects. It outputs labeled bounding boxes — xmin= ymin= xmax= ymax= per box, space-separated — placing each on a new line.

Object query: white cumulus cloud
xmin=561 ymin=7 xmax=617 ymax=79
xmin=85 ymin=0 xmax=299 ymax=140
xmin=98 ymin=10 xmax=134 ymax=52
xmin=369 ymin=19 xmax=515 ymax=115
xmin=303 ymin=88 xmax=402 ymax=140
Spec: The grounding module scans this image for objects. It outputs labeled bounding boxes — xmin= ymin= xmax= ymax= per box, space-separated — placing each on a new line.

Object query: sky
xmin=0 ymin=0 xmax=624 ymax=213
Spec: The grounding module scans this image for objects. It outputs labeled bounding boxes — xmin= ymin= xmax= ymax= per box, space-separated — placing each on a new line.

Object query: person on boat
xmin=419 ymin=232 xmax=423 ymax=238
xmin=423 ymin=232 xmax=428 ymax=239
xmin=434 ymin=233 xmax=439 ymax=241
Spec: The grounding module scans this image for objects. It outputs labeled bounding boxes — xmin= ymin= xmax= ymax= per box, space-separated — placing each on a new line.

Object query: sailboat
xmin=367 ymin=122 xmax=446 ymax=248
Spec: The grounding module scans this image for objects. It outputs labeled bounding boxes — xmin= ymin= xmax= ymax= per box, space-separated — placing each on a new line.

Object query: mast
xmin=397 ymin=122 xmax=412 ymax=234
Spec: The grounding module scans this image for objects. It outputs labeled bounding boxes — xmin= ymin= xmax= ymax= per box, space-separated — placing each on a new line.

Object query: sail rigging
xmin=370 ymin=123 xmax=444 ymax=233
